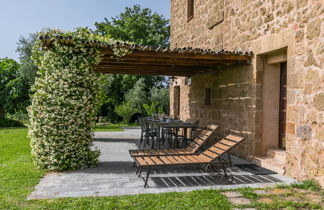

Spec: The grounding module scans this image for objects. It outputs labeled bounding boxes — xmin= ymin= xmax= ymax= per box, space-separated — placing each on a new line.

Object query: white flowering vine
xmin=28 ymin=28 xmax=114 ymax=170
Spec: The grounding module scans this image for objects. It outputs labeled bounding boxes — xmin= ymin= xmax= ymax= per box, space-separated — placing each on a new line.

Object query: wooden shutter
xmin=187 ymin=0 xmax=194 ymax=21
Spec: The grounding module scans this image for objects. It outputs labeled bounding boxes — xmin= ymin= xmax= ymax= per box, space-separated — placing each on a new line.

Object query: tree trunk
xmin=0 ymin=108 xmax=5 ymax=119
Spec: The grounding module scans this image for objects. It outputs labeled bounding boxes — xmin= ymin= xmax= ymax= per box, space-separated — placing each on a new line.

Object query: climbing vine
xmin=28 ymin=28 xmax=126 ymax=170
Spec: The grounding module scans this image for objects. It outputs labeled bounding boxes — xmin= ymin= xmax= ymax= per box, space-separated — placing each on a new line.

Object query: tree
xmin=94 ymin=5 xmax=170 ymax=122
xmin=125 ymin=78 xmax=148 ymax=111
xmin=149 ymin=86 xmax=169 ymax=113
xmin=0 ymin=58 xmax=21 ymax=119
xmin=114 ymin=102 xmax=138 ymax=124
xmin=16 ymin=33 xmax=38 ymax=88
xmin=94 ymin=4 xmax=170 ymax=47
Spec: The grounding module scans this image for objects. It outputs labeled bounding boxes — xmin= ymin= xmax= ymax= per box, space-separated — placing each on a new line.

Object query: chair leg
xmin=144 ymin=167 xmax=151 ymax=188
xmin=143 ymin=135 xmax=147 ymax=149
xmin=151 ymin=136 xmax=155 ymax=149
xmin=139 ymin=131 xmax=144 ymax=149
xmin=138 ymin=167 xmax=143 ymax=177
xmin=136 ymin=166 xmax=141 ymax=174
xmin=222 ymin=163 xmax=227 ymax=177
xmin=227 ymin=153 xmax=232 ymax=167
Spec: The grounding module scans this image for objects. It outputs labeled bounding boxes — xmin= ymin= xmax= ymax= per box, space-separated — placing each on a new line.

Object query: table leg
xmin=173 ymin=128 xmax=177 ymax=148
xmin=184 ymin=128 xmax=188 ymax=146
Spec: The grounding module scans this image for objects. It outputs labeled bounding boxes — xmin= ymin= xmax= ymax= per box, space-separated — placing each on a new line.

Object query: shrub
xmin=114 ymin=102 xmax=138 ymax=124
xmin=142 ymin=102 xmax=157 ymax=116
xmin=28 ymin=28 xmax=106 ymax=171
xmin=0 ymin=118 xmax=24 ymax=128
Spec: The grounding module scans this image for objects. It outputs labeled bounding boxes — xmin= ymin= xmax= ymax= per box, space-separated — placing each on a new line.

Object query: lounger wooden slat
xmin=198 ymin=135 xmax=209 ymax=141
xmin=198 ymin=154 xmax=213 ymax=162
xmin=150 ymin=157 xmax=164 ymax=165
xmin=219 ymin=139 xmax=236 ymax=147
xmin=226 ymin=135 xmax=244 ymax=142
xmin=192 ymin=138 xmax=204 ymax=146
xmin=215 ymin=143 xmax=230 ymax=151
xmin=150 ymin=150 xmax=159 ymax=155
xmin=207 ymin=146 xmax=222 ymax=154
xmin=159 ymin=156 xmax=173 ymax=164
xmin=177 ymin=155 xmax=193 ymax=163
xmin=129 ymin=124 xmax=218 ymax=157
xmin=202 ymin=150 xmax=219 ymax=159
xmin=136 ymin=157 xmax=147 ymax=166
xmin=165 ymin=156 xmax=181 ymax=164
xmin=145 ymin=157 xmax=156 ymax=165
xmin=168 ymin=149 xmax=177 ymax=154
xmin=200 ymin=130 xmax=212 ymax=136
xmin=171 ymin=156 xmax=188 ymax=164
xmin=189 ymin=155 xmax=203 ymax=162
xmin=182 ymin=155 xmax=201 ymax=163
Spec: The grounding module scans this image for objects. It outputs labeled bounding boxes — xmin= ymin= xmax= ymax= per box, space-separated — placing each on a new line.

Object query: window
xmin=205 ymin=88 xmax=211 ymax=105
xmin=187 ymin=0 xmax=194 ymax=21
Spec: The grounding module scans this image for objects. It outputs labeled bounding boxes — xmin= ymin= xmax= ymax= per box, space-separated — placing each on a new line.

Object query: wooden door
xmin=173 ymin=86 xmax=180 ymax=117
xmin=278 ymin=62 xmax=287 ymax=149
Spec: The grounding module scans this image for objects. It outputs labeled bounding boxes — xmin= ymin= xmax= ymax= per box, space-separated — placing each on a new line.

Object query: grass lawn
xmin=93 ymin=123 xmax=139 ymax=132
xmin=0 ymin=127 xmax=231 ymax=209
xmin=0 ymin=127 xmax=322 ymax=209
xmin=93 ymin=124 xmax=124 ymax=132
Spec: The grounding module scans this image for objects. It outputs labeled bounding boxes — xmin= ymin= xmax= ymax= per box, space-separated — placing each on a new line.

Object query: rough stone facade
xmin=170 ymin=0 xmax=323 ymax=186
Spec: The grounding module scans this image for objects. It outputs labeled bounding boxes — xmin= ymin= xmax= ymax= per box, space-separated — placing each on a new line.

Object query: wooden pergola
xmin=96 ymin=48 xmax=252 ymax=77
xmin=40 ymin=36 xmax=252 ymax=76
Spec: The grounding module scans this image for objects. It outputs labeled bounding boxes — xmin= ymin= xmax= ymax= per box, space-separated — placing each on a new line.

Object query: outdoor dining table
xmin=155 ymin=121 xmax=198 ymax=148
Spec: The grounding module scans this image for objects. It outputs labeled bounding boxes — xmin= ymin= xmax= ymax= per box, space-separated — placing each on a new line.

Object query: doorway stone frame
xmin=251 ymin=30 xmax=295 ymax=156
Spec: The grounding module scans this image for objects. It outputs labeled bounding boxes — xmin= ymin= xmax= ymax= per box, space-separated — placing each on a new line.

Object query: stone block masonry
xmin=170 ymin=0 xmax=323 ymax=187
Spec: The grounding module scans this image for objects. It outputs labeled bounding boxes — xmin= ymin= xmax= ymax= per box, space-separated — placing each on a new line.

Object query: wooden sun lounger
xmin=129 ymin=124 xmax=218 ymax=157
xmin=133 ymin=134 xmax=245 ymax=187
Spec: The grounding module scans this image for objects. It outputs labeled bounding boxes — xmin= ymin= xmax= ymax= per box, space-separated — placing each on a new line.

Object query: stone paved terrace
xmin=28 ymin=128 xmax=296 ymax=200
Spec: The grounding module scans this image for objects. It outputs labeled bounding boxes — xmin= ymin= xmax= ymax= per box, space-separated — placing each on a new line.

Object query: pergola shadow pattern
xmin=28 ymin=129 xmax=295 ymax=200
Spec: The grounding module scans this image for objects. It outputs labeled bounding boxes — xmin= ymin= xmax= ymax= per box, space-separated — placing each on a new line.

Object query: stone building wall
xmin=170 ymin=0 xmax=323 ymax=186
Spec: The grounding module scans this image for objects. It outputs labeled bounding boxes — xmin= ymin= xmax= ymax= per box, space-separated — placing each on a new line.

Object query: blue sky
xmin=0 ymin=0 xmax=170 ymax=60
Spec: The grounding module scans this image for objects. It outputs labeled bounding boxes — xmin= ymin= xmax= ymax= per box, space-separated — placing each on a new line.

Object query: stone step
xmin=249 ymin=156 xmax=285 ymax=175
xmin=267 ymin=149 xmax=286 ymax=164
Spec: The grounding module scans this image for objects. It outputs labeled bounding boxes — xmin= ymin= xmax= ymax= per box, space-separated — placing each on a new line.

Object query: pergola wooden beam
xmin=38 ymin=36 xmax=253 ymax=76
xmin=101 ymin=49 xmax=251 ymax=61
xmin=96 ymin=49 xmax=252 ymax=76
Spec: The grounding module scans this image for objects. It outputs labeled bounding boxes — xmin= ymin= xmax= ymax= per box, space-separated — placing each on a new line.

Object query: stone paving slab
xmin=28 ymin=128 xmax=296 ymax=200
xmin=228 ymin=197 xmax=251 ymax=205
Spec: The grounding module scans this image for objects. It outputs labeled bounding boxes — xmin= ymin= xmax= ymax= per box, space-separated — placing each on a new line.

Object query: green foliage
xmin=239 ymin=188 xmax=259 ymax=200
xmin=141 ymin=87 xmax=170 ymax=116
xmin=149 ymin=86 xmax=169 ymax=113
xmin=95 ymin=4 xmax=169 ymax=47
xmin=290 ymin=180 xmax=322 ymax=191
xmin=125 ymin=78 xmax=148 ymax=111
xmin=94 ymin=124 xmax=124 ymax=132
xmin=114 ymin=102 xmax=138 ymax=124
xmin=16 ymin=33 xmax=38 ymax=86
xmin=0 ymin=118 xmax=24 ymax=127
xmin=0 ymin=58 xmax=21 ymax=118
xmin=15 ymin=33 xmax=39 ymax=111
xmin=142 ymin=102 xmax=158 ymax=116
xmin=100 ymin=74 xmax=166 ymax=122
xmin=94 ymin=5 xmax=170 ymax=122
xmin=28 ymin=28 xmax=106 ymax=170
